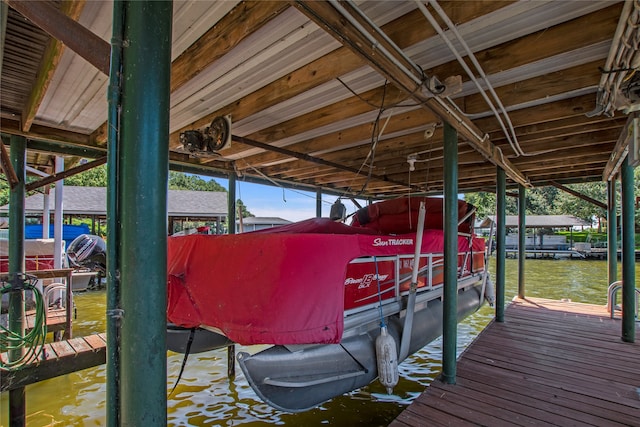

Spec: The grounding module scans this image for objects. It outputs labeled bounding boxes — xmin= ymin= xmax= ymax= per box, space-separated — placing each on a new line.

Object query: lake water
xmin=1 ymin=258 xmax=637 ymax=426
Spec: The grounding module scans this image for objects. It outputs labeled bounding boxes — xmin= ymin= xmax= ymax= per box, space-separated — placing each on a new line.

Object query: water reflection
xmin=1 ymin=258 xmax=636 ymax=426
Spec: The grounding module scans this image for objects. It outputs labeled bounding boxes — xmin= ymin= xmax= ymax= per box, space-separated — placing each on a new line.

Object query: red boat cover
xmin=351 ymin=196 xmax=474 ymax=234
xmin=167 ymin=217 xmax=484 ymax=346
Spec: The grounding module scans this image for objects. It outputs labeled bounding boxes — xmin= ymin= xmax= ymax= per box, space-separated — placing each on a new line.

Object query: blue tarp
xmin=24 ymin=224 xmax=90 ymax=248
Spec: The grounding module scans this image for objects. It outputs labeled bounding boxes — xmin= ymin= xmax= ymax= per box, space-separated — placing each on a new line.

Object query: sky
xmin=208 ymin=177 xmax=365 ymax=222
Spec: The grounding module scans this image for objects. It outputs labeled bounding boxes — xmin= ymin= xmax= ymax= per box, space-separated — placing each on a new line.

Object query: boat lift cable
xmin=168 ymin=327 xmax=196 ymax=397
xmin=0 ymin=274 xmax=47 ymax=370
xmin=415 ymin=0 xmax=524 ymax=157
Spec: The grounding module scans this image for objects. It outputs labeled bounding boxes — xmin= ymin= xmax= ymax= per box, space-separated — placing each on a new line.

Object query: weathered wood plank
xmin=389 ymin=298 xmax=640 ymax=426
xmin=0 ymin=334 xmax=107 ymax=392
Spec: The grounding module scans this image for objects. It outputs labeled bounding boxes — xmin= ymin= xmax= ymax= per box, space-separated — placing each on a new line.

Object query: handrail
xmin=607 ymin=281 xmax=640 ymax=319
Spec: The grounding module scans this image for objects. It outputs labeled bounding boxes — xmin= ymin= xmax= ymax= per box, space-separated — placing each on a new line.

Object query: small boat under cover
xmin=166 ymin=197 xmax=493 ymax=412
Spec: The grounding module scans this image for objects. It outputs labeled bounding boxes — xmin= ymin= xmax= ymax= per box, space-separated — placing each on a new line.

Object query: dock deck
xmin=390 ymin=297 xmax=640 ymax=426
xmin=0 ymin=333 xmax=106 ymax=391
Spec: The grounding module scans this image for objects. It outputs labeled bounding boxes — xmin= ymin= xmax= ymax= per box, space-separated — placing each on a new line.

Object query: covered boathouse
xmin=0 ymin=1 xmax=637 ymax=426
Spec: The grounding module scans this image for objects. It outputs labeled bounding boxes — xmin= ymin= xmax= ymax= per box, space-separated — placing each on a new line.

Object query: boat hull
xmin=237 ymin=280 xmax=484 ymax=412
xmin=166 ymin=324 xmax=233 ymax=354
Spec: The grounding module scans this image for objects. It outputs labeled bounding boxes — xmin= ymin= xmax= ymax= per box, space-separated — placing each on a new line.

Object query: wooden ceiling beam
xmin=5 ymin=0 xmax=110 ymax=75
xmin=295 ymin=0 xmax=529 ymax=187
xmin=549 ymin=181 xmax=607 ymax=210
xmin=90 ymin=1 xmax=290 ymax=144
xmin=170 ymin=1 xmax=512 ymax=149
xmin=20 ymin=1 xmax=86 ymax=133
xmin=458 ymin=61 xmax=603 ymax=116
xmin=425 ymin=3 xmax=622 ymax=85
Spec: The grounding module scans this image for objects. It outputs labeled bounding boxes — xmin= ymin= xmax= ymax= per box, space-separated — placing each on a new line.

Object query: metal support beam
xmin=620 ymin=157 xmax=635 ymax=343
xmin=8 ymin=134 xmax=26 ymax=427
xmin=550 ymin=181 xmax=607 ymax=210
xmin=232 ymin=135 xmax=420 ymax=191
xmin=118 ymin=2 xmax=172 ymax=425
xmin=442 ymin=121 xmax=458 ymax=384
xmin=607 ymin=179 xmax=618 ymax=286
xmin=293 ymin=0 xmax=529 ymax=188
xmin=106 ymin=2 xmax=124 ymax=425
xmin=227 ymin=171 xmax=237 ymax=377
xmin=25 ymin=157 xmax=107 ymax=192
xmin=496 ymin=167 xmax=506 ymax=322
xmin=316 ymin=188 xmax=322 ymax=217
xmin=0 ymin=139 xmax=19 ymax=188
xmin=518 ymin=185 xmax=526 ymax=299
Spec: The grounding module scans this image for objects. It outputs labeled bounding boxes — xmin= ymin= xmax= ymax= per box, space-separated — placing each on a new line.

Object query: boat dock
xmin=0 ymin=333 xmax=106 ymax=391
xmin=390 ymin=297 xmax=639 ymax=426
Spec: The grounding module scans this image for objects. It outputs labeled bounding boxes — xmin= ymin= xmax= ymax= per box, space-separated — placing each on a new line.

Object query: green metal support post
xmin=106 ymin=2 xmax=124 ymax=425
xmin=496 ymin=168 xmax=506 ymax=322
xmin=8 ymin=135 xmax=26 ymax=427
xmin=316 ymin=188 xmax=322 ymax=218
xmin=441 ymin=121 xmax=458 ymax=384
xmin=118 ymin=2 xmax=172 ymax=425
xmin=227 ymin=171 xmax=237 ymax=378
xmin=518 ymin=184 xmax=526 ymax=299
xmin=620 ymin=158 xmax=635 ymax=343
xmin=228 ymin=172 xmax=237 ymax=234
xmin=607 ymin=179 xmax=617 ymax=285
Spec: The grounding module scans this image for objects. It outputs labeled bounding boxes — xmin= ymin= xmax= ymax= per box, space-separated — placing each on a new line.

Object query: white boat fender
xmin=485 ymin=277 xmax=496 ymax=307
xmin=375 ymin=326 xmax=398 ymax=394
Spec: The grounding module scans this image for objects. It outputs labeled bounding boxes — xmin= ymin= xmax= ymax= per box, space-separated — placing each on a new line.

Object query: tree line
xmin=464 ymin=167 xmax=639 ymax=228
xmin=0 ymin=165 xmax=255 ymax=217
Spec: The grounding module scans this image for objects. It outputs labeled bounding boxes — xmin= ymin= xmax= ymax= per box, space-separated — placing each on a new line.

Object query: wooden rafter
xmin=293 ymin=0 xmax=529 ymax=187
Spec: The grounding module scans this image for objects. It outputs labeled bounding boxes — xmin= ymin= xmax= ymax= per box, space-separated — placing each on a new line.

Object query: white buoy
xmin=485 ymin=277 xmax=496 ymax=307
xmin=375 ymin=326 xmax=398 ymax=394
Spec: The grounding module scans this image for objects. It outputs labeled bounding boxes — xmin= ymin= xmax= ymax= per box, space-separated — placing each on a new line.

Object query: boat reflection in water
xmin=166 ymin=197 xmax=494 ymax=412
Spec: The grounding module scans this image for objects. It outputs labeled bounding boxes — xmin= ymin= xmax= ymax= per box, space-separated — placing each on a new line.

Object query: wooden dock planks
xmin=0 ymin=333 xmax=106 ymax=391
xmin=390 ymin=297 xmax=640 ymax=426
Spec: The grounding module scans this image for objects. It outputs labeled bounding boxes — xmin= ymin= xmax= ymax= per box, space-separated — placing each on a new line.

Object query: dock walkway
xmin=390 ymin=297 xmax=640 ymax=426
xmin=0 ymin=333 xmax=106 ymax=391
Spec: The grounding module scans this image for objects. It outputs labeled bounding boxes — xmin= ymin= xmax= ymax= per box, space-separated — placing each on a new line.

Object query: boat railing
xmin=344 ymin=250 xmax=483 ymax=318
xmin=606 ymin=280 xmax=640 ymax=319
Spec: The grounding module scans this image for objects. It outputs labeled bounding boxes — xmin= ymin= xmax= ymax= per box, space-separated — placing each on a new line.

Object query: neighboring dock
xmin=0 ymin=333 xmax=106 ymax=391
xmin=390 ymin=297 xmax=639 ymax=426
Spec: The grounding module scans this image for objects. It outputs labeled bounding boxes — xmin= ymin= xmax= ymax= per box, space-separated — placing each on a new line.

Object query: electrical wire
xmin=0 ymin=274 xmax=47 ymax=369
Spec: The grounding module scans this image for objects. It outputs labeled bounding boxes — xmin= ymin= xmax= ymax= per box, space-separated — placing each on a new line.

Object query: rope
xmin=1 ymin=274 xmax=47 ymax=370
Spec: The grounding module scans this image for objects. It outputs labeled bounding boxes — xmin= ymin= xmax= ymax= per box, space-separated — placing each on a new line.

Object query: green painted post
xmin=228 ymin=172 xmax=237 ymax=234
xmin=607 ymin=179 xmax=617 ymax=285
xmin=227 ymin=171 xmax=237 ymax=378
xmin=106 ymin=1 xmax=124 ymax=425
xmin=442 ymin=121 xmax=458 ymax=384
xmin=518 ymin=184 xmax=526 ymax=299
xmin=496 ymin=168 xmax=506 ymax=322
xmin=8 ymin=135 xmax=26 ymax=427
xmin=316 ymin=189 xmax=322 ymax=218
xmin=119 ymin=2 xmax=172 ymax=425
xmin=620 ymin=158 xmax=635 ymax=343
